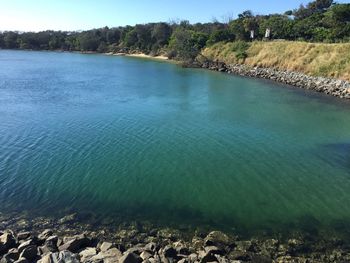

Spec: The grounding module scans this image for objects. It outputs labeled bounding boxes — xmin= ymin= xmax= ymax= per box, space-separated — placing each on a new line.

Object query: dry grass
xmin=202 ymin=41 xmax=350 ymax=81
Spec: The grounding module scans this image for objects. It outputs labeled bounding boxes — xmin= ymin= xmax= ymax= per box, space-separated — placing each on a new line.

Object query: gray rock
xmin=204 ymin=246 xmax=224 ymax=255
xmin=58 ymin=234 xmax=89 ymax=253
xmin=79 ymin=247 xmax=97 ymax=262
xmin=119 ymin=252 xmax=142 ymax=263
xmin=19 ymin=245 xmax=38 ymax=261
xmin=144 ymin=243 xmax=157 ymax=253
xmin=100 ymin=242 xmax=113 ymax=252
xmin=38 ymin=230 xmax=53 ymax=241
xmin=0 ymin=254 xmax=14 ymax=263
xmin=16 ymin=233 xmax=31 ymax=241
xmin=162 ymin=246 xmax=177 ymax=259
xmin=18 ymin=240 xmax=35 ymax=254
xmin=45 ymin=236 xmax=58 ymax=252
xmin=39 ymin=251 xmax=79 ymax=263
xmin=4 ymin=249 xmax=19 ymax=261
xmin=199 ymin=250 xmax=218 ymax=263
xmin=140 ymin=251 xmax=152 ymax=261
xmin=58 ymin=214 xmax=77 ymax=224
xmin=0 ymin=232 xmax=16 ymax=254
xmin=90 ymin=248 xmax=122 ymax=263
xmin=13 ymin=258 xmax=28 ymax=263
xmin=204 ymin=231 xmax=232 ymax=246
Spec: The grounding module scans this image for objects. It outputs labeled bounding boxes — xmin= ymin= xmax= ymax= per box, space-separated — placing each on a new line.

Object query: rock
xmin=44 ymin=236 xmax=58 ymax=252
xmin=19 ymin=245 xmax=38 ymax=261
xmin=100 ymin=242 xmax=113 ymax=252
xmin=204 ymin=246 xmax=224 ymax=255
xmin=227 ymin=250 xmax=251 ymax=261
xmin=188 ymin=253 xmax=198 ymax=262
xmin=162 ymin=245 xmax=177 ymax=258
xmin=39 ymin=251 xmax=79 ymax=263
xmin=140 ymin=251 xmax=152 ymax=261
xmin=119 ymin=252 xmax=142 ymax=263
xmin=58 ymin=214 xmax=77 ymax=224
xmin=91 ymin=248 xmax=123 ymax=263
xmin=199 ymin=250 xmax=218 ymax=263
xmin=0 ymin=254 xmax=14 ymax=263
xmin=4 ymin=249 xmax=19 ymax=261
xmin=18 ymin=240 xmax=36 ymax=254
xmin=13 ymin=258 xmax=28 ymax=263
xmin=58 ymin=234 xmax=89 ymax=253
xmin=17 ymin=233 xmax=31 ymax=241
xmin=204 ymin=231 xmax=232 ymax=246
xmin=38 ymin=230 xmax=53 ymax=241
xmin=79 ymin=247 xmax=97 ymax=262
xmin=0 ymin=232 xmax=16 ymax=254
xmin=144 ymin=242 xmax=157 ymax=253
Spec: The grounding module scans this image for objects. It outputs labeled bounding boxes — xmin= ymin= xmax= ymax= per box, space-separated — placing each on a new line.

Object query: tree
xmin=206 ymin=29 xmax=235 ymax=45
xmin=168 ymin=28 xmax=199 ymax=60
xmin=3 ymin=32 xmax=19 ymax=49
xmin=151 ymin=23 xmax=172 ymax=46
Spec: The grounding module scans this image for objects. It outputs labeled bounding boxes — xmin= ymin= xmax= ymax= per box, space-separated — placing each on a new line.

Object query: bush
xmin=231 ymin=41 xmax=250 ymax=61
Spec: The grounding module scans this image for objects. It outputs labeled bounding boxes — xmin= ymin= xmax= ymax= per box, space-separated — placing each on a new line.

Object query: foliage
xmin=0 ymin=0 xmax=349 ymax=58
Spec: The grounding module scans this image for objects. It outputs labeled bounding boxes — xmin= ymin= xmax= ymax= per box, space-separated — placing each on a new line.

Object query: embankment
xmin=200 ymin=41 xmax=350 ymax=99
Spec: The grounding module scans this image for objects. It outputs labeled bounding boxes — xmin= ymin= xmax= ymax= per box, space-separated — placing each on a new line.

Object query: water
xmin=1 ymin=50 xmax=350 ymax=238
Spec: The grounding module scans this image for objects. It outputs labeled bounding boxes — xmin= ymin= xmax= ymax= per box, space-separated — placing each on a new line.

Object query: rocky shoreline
xmin=186 ymin=60 xmax=350 ymax=100
xmin=201 ymin=61 xmax=350 ymax=99
xmin=1 ymin=213 xmax=350 ymax=263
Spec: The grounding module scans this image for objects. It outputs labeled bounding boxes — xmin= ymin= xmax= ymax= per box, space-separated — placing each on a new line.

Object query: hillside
xmin=202 ymin=41 xmax=350 ymax=81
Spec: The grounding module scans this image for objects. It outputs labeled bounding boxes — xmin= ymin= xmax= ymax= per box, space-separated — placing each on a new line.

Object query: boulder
xmin=19 ymin=245 xmax=38 ymax=261
xmin=100 ymin=242 xmax=113 ymax=252
xmin=58 ymin=214 xmax=77 ymax=224
xmin=13 ymin=258 xmax=28 ymax=263
xmin=0 ymin=233 xmax=16 ymax=254
xmin=144 ymin=242 xmax=157 ymax=253
xmin=18 ymin=240 xmax=36 ymax=254
xmin=162 ymin=245 xmax=177 ymax=258
xmin=58 ymin=234 xmax=89 ymax=253
xmin=90 ymin=248 xmax=122 ymax=263
xmin=204 ymin=231 xmax=232 ymax=247
xmin=79 ymin=247 xmax=97 ymax=262
xmin=17 ymin=233 xmax=31 ymax=241
xmin=38 ymin=230 xmax=53 ymax=241
xmin=119 ymin=252 xmax=142 ymax=263
xmin=140 ymin=251 xmax=152 ymax=261
xmin=39 ymin=251 xmax=79 ymax=263
xmin=4 ymin=248 xmax=19 ymax=261
xmin=45 ymin=236 xmax=58 ymax=252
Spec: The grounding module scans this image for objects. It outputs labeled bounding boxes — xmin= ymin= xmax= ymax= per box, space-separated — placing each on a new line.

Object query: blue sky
xmin=1 ymin=0 xmax=349 ymax=32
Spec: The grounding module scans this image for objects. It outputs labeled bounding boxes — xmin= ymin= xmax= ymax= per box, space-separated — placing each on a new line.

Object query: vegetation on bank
xmin=202 ymin=41 xmax=350 ymax=81
xmin=0 ymin=0 xmax=349 ymax=62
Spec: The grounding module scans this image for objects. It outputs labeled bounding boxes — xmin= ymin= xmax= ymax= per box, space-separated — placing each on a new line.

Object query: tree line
xmin=0 ymin=0 xmax=349 ymax=61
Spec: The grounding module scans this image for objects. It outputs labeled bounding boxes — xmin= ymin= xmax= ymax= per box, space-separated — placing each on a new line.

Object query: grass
xmin=201 ymin=41 xmax=350 ymax=81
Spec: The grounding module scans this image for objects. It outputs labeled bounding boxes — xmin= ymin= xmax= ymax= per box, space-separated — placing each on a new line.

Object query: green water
xmin=1 ymin=50 xmax=350 ymax=237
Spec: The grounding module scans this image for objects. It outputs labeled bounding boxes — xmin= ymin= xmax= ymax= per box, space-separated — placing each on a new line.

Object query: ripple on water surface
xmin=1 ymin=50 xmax=350 ymax=238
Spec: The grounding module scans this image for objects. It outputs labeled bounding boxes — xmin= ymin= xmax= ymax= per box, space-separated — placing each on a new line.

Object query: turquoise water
xmin=1 ymin=50 xmax=350 ymax=237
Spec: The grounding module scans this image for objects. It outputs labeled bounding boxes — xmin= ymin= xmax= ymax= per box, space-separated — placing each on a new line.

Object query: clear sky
xmin=1 ymin=0 xmax=349 ymax=32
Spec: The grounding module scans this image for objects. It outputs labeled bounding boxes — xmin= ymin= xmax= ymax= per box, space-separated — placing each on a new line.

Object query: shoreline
xmin=1 ymin=212 xmax=350 ymax=262
xmin=2 ymin=48 xmax=349 ymax=100
xmin=197 ymin=60 xmax=350 ymax=100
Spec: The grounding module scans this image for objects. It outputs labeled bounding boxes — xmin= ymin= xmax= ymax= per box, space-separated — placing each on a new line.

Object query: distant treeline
xmin=0 ymin=0 xmax=349 ymax=61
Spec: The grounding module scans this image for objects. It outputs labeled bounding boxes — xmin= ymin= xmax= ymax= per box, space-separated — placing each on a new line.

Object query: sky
xmin=0 ymin=0 xmax=349 ymax=32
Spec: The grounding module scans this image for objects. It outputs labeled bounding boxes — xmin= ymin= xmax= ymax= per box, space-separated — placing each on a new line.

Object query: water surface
xmin=1 ymin=50 xmax=350 ymax=237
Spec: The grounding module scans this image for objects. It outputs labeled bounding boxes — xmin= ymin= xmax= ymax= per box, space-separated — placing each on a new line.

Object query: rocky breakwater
xmin=1 ymin=228 xmax=350 ymax=263
xmin=200 ymin=61 xmax=350 ymax=99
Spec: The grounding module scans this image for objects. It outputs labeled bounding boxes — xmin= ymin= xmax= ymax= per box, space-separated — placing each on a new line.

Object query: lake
xmin=1 ymin=50 xmax=350 ymax=238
